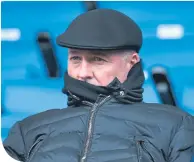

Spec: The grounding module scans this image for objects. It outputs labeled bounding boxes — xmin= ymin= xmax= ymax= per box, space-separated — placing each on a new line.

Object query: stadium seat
xmin=1 ymin=78 xmax=67 ymax=140
xmin=2 ymin=78 xmax=67 ymax=113
xmin=143 ymin=69 xmax=161 ymax=104
xmin=167 ymin=67 xmax=194 ymax=116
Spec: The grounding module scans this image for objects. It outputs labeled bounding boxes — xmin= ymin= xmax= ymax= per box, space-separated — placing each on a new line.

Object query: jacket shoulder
xmin=20 ymin=106 xmax=88 ymax=134
xmin=20 ymin=108 xmax=62 ymax=133
xmin=135 ymin=102 xmax=190 ymax=116
xmin=115 ymin=102 xmax=193 ymax=127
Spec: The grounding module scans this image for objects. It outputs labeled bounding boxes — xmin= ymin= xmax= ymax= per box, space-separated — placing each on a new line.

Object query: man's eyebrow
xmin=90 ymin=51 xmax=110 ymax=57
xmin=68 ymin=49 xmax=81 ymax=54
xmin=69 ymin=49 xmax=111 ymax=58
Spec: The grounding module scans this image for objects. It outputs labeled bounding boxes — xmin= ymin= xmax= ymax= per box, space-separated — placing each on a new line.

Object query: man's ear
xmin=130 ymin=53 xmax=140 ymax=66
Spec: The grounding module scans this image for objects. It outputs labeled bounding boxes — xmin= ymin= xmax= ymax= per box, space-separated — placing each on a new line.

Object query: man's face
xmin=67 ymin=48 xmax=139 ymax=86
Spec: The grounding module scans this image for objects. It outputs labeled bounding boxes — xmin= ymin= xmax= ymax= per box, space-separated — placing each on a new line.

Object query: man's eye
xmin=93 ymin=57 xmax=105 ymax=62
xmin=70 ymin=56 xmax=81 ymax=61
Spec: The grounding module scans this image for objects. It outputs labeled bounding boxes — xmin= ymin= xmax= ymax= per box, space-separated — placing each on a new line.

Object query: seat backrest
xmin=2 ymin=78 xmax=67 ymax=114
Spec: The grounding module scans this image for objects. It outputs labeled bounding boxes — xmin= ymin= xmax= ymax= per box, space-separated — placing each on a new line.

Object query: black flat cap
xmin=56 ymin=9 xmax=142 ymax=52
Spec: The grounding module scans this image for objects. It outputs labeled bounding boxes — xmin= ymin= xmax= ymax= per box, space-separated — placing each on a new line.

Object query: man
xmin=3 ymin=9 xmax=194 ymax=162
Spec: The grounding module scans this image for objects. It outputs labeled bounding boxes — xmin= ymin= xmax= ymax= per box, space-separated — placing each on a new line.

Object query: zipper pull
xmin=95 ymin=94 xmax=106 ymax=104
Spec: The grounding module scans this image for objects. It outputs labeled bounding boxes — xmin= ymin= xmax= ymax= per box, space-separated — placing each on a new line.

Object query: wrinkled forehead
xmin=68 ymin=48 xmax=124 ymax=56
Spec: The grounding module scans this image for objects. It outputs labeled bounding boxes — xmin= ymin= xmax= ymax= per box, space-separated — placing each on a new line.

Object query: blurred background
xmin=1 ymin=2 xmax=194 ymax=159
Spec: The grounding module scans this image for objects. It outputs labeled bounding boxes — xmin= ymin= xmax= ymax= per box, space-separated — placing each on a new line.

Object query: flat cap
xmin=56 ymin=9 xmax=142 ymax=52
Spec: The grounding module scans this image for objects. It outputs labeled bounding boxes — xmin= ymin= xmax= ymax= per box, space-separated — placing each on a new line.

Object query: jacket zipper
xmin=82 ymin=101 xmax=94 ymax=107
xmin=80 ymin=95 xmax=111 ymax=162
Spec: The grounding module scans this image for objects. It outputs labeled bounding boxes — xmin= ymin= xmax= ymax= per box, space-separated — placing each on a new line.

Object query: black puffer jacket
xmin=4 ymin=62 xmax=194 ymax=162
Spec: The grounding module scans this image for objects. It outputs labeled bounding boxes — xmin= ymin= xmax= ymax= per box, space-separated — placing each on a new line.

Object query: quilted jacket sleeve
xmin=3 ymin=122 xmax=26 ymax=161
xmin=169 ymin=115 xmax=194 ymax=162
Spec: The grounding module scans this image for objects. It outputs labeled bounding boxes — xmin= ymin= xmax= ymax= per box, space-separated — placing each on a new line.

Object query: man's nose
xmin=77 ymin=61 xmax=93 ymax=81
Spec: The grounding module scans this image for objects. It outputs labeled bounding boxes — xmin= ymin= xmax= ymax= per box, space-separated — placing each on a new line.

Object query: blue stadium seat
xmin=2 ymin=41 xmax=47 ymax=80
xmin=1 ymin=78 xmax=67 ymax=140
xmin=2 ymin=78 xmax=67 ymax=113
xmin=143 ymin=69 xmax=161 ymax=104
xmin=167 ymin=67 xmax=194 ymax=116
